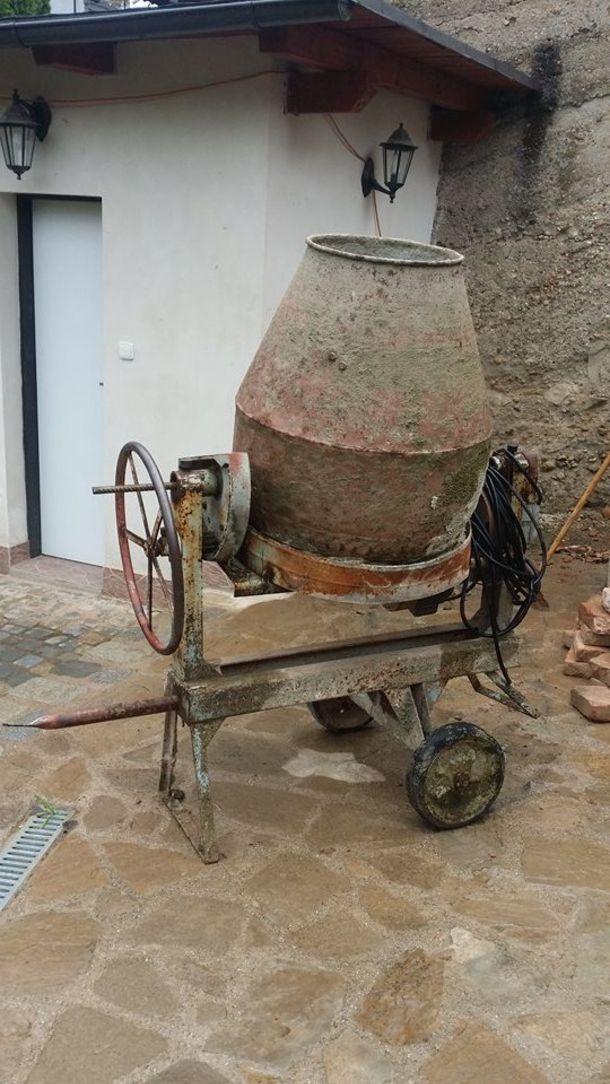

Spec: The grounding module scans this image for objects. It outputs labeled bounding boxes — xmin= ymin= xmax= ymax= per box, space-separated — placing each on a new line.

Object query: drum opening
xmin=307 ymin=234 xmax=463 ymax=267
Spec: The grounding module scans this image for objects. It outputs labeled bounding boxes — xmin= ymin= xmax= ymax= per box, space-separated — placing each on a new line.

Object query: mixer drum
xmin=234 ymin=234 xmax=492 ymax=603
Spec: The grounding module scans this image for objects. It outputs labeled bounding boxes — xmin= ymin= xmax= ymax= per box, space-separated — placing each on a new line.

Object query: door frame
xmin=17 ymin=194 xmax=102 ymax=559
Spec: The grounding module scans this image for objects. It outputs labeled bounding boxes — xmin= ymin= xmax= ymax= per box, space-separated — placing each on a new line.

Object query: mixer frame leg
xmin=190 ymin=719 xmax=224 ymax=863
xmin=158 ymin=676 xmax=179 ymax=797
xmin=159 ymin=704 xmax=178 ymax=797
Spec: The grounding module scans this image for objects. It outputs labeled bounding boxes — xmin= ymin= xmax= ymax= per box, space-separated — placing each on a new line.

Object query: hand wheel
xmin=115 ymin=441 xmax=184 ymax=655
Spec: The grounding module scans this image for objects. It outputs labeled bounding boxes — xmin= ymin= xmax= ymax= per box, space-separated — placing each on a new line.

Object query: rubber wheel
xmin=308 ymin=697 xmax=373 ymax=733
xmin=407 ymin=721 xmax=505 ymax=829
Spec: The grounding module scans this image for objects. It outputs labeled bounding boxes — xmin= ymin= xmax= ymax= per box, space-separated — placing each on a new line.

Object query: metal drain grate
xmin=0 ymin=808 xmax=70 ymax=912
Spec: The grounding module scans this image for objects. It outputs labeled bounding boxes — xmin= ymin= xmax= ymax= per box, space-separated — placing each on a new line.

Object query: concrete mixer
xmin=9 ymin=235 xmax=544 ymax=863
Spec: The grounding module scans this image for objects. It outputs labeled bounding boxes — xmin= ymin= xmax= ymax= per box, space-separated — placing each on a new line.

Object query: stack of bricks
xmin=564 ymin=586 xmax=610 ymax=722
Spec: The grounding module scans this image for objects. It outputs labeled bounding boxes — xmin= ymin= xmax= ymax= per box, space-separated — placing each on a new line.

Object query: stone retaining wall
xmin=393 ymin=0 xmax=610 ymax=544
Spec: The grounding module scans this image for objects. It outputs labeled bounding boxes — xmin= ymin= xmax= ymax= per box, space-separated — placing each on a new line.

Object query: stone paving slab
xmin=0 ymin=557 xmax=609 ymax=1083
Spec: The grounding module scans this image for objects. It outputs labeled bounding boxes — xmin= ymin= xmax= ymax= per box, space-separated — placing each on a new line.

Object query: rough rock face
xmin=392 ymin=0 xmax=610 ymax=544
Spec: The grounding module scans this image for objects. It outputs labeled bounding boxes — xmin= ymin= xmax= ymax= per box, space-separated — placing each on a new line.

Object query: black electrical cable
xmin=460 ymin=447 xmax=547 ymax=684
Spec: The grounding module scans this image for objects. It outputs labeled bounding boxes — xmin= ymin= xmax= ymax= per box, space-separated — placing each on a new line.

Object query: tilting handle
xmin=92 ymin=442 xmax=251 ymax=659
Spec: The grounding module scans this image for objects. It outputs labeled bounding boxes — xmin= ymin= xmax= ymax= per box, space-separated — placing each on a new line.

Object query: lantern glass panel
xmin=396 ymin=146 xmax=414 ymax=187
xmin=383 ymin=143 xmax=414 ymax=192
xmin=0 ymin=99 xmax=38 ymax=178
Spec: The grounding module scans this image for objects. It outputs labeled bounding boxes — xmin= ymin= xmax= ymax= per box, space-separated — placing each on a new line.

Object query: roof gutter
xmin=0 ymin=0 xmax=352 ymax=48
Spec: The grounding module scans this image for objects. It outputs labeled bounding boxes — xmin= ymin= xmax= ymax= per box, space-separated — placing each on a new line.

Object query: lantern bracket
xmin=361 ymin=156 xmax=395 ymax=200
xmin=24 ymin=95 xmax=52 ymax=142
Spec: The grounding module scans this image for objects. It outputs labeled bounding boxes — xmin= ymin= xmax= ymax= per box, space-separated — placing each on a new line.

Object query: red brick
xmin=579 ymin=597 xmax=610 ymax=636
xmin=590 ymin=653 xmax=610 ymax=687
xmin=573 ymin=631 xmax=602 ymax=663
xmin=563 ymin=648 xmax=592 ymax=678
xmin=571 ymin=684 xmax=610 ymax=723
xmin=575 ymin=624 xmax=610 ymax=648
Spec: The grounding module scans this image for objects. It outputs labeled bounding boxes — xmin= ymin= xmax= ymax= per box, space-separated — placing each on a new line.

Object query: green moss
xmin=441 ymin=442 xmax=490 ymax=506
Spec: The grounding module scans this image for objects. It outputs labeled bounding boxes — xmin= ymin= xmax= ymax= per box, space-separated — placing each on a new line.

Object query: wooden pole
xmin=547 ymin=451 xmax=610 ymax=560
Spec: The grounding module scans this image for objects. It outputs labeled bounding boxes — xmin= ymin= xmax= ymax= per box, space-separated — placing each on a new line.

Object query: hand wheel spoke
xmin=147 ymin=555 xmax=154 ymax=629
xmin=128 ymin=452 xmax=153 ymax=541
xmin=151 ymin=555 xmax=173 ymax=611
xmin=125 ymin=528 xmax=147 ymax=549
xmin=151 ymin=510 xmax=162 ymax=545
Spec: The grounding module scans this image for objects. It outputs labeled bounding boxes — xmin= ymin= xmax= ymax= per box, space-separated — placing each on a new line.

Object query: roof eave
xmin=357 ymin=0 xmax=539 ymax=94
xmin=0 ymin=0 xmax=540 ymax=98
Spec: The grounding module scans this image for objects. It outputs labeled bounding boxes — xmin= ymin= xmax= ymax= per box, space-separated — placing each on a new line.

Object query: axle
xmin=92 ymin=470 xmax=217 ymax=496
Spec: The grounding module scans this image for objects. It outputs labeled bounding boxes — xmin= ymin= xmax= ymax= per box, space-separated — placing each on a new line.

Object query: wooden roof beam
xmin=259 ymin=26 xmax=486 ymax=111
xmin=286 ymin=70 xmax=375 ymax=114
xmin=32 ymin=42 xmax=116 ymax=74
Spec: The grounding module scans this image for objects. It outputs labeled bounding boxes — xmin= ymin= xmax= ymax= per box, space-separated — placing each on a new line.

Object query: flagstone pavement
xmin=0 ymin=556 xmax=609 ymax=1084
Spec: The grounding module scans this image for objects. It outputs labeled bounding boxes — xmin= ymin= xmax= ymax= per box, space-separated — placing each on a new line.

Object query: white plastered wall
xmin=0 ymin=35 xmax=441 ymax=569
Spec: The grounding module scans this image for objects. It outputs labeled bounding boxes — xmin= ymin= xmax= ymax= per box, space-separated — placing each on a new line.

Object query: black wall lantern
xmin=0 ymin=90 xmax=52 ymax=180
xmin=361 ymin=123 xmax=417 ymax=204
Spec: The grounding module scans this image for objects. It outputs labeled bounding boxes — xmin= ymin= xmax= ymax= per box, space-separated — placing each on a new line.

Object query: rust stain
xmin=242 ymin=528 xmax=471 ymax=605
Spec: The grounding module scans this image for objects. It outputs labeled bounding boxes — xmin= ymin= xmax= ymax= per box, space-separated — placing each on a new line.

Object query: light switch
xmin=119 ymin=341 xmax=135 ymax=361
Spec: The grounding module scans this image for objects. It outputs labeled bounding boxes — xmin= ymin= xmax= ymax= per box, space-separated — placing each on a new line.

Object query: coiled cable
xmin=460 ymin=447 xmax=547 ymax=684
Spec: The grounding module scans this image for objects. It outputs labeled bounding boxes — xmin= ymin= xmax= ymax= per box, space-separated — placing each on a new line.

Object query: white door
xmin=33 ymin=199 xmax=104 ymax=565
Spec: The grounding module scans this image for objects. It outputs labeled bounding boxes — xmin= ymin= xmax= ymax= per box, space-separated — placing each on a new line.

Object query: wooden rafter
xmin=286 ymin=70 xmax=375 ymax=114
xmin=260 ymin=26 xmax=485 ymax=112
xmin=32 ymin=42 xmax=116 ymax=75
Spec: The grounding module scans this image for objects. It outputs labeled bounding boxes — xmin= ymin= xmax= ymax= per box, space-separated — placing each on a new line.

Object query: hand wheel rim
xmin=115 ymin=441 xmax=184 ymax=655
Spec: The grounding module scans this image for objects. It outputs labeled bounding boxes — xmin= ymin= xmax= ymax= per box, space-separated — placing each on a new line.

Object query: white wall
xmin=0 ymin=35 xmax=441 ymax=568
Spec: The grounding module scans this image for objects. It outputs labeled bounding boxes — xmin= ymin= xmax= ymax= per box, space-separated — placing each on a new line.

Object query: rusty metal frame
xmin=161 ymin=453 xmax=525 ymax=862
xmin=151 ymin=625 xmax=521 ymax=861
xmin=9 ymin=451 xmax=535 ymax=865
xmin=160 ymin=456 xmax=531 ymax=861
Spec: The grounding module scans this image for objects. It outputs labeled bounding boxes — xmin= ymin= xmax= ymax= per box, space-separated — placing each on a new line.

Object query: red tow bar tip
xmin=3 ymin=696 xmax=179 ymax=730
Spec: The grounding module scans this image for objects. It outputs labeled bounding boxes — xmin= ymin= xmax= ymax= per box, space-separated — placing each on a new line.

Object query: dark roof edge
xmin=0 ymin=0 xmax=539 ymax=95
xmin=358 ymin=0 xmax=539 ymax=92
xmin=0 ymin=0 xmax=352 ymax=47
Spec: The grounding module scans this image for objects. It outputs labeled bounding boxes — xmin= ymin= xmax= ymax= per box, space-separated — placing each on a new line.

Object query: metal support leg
xmin=353 ymin=685 xmax=433 ymax=748
xmin=410 ymin=682 xmax=432 ymax=737
xmin=159 ymin=675 xmax=179 ymax=797
xmin=190 ymin=719 xmax=223 ymax=864
xmin=159 ymin=703 xmax=178 ymax=797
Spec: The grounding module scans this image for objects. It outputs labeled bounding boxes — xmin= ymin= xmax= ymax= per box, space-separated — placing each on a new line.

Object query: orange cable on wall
xmin=323 ymin=113 xmax=382 ymax=237
xmin=0 ymin=69 xmax=279 ymax=107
